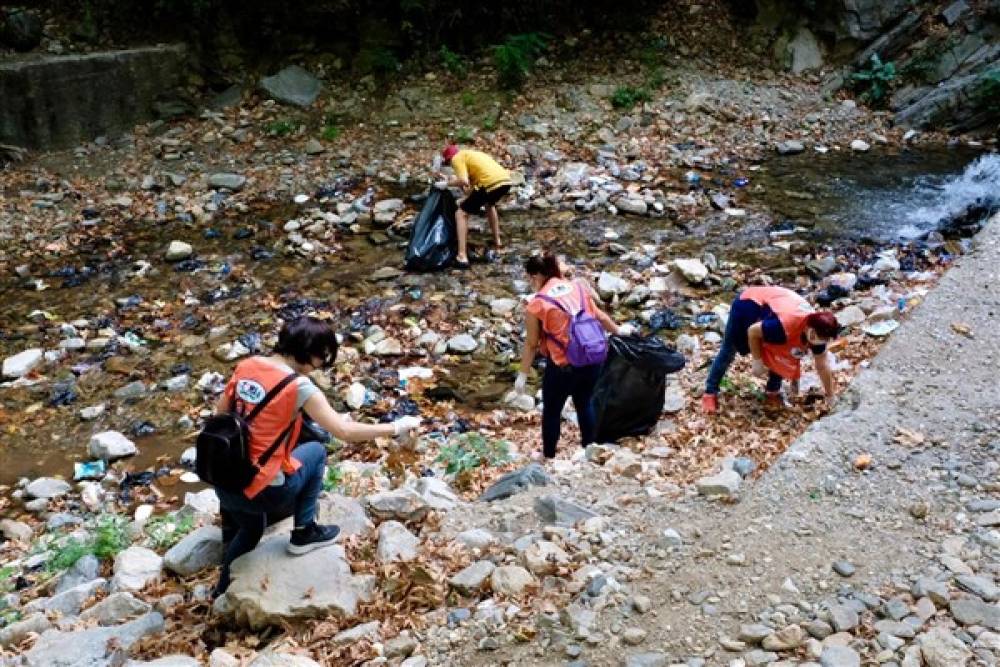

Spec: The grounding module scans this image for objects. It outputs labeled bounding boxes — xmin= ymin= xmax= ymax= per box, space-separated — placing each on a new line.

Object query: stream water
xmin=0 ymin=147 xmax=996 ymax=487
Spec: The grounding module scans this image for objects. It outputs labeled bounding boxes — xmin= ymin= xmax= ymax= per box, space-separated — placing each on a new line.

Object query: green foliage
xmin=492 ymin=33 xmax=549 ymax=89
xmin=639 ymin=36 xmax=669 ymax=68
xmin=974 ymin=69 xmax=1000 ymax=103
xmin=323 ymin=462 xmax=345 ymax=492
xmin=440 ymin=45 xmax=468 ymax=78
xmin=358 ymin=47 xmax=401 ymax=76
xmin=851 ymin=54 xmax=897 ymax=108
xmin=144 ymin=513 xmax=195 ymax=549
xmin=45 ymin=537 xmax=91 ymax=572
xmin=321 ymin=125 xmax=342 ymax=141
xmin=436 ymin=432 xmax=511 ymax=477
xmin=0 ymin=565 xmax=16 ymax=593
xmin=45 ymin=514 xmax=130 ymax=573
xmin=455 ymin=126 xmax=475 ymax=143
xmin=481 ymin=116 xmax=497 ymax=131
xmin=266 ymin=119 xmax=296 ymax=136
xmin=461 ymin=91 xmax=477 ymax=107
xmin=611 ymin=86 xmax=652 ymax=109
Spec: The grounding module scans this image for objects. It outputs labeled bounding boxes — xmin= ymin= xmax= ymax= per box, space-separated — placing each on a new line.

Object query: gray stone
xmin=918 ymin=626 xmax=972 ymax=666
xmin=259 ymin=65 xmax=322 ymax=107
xmin=247 ymin=652 xmax=323 ymax=667
xmin=125 ymin=656 xmax=201 ymax=667
xmin=819 ymin=645 xmax=861 ymax=667
xmin=450 ymin=560 xmax=495 ymax=594
xmin=0 ymin=518 xmax=32 ymax=543
xmin=776 ymin=140 xmax=806 ymax=155
xmin=597 ymin=272 xmax=630 ymax=300
xmin=533 ymin=495 xmax=599 ymax=526
xmin=183 ymin=489 xmax=220 ymax=516
xmin=455 ymin=528 xmax=495 ymax=550
xmin=114 ymin=381 xmax=147 ymax=401
xmin=616 ymin=198 xmax=648 ymax=216
xmin=625 ymin=653 xmax=668 ymax=667
xmin=332 ymin=620 xmax=380 ymax=646
xmin=376 ymin=520 xmax=419 ymax=563
xmin=164 ymin=526 xmax=223 ymax=575
xmin=304 ymin=139 xmax=324 ymax=155
xmin=490 ymin=565 xmax=535 ymax=596
xmin=80 ymin=592 xmax=152 ymax=625
xmin=745 ymin=650 xmax=779 ymax=666
xmin=88 ymin=431 xmax=138 ymax=460
xmin=0 ymin=613 xmax=51 ymax=648
xmin=739 ymin=624 xmax=773 ymax=644
xmin=479 ymin=464 xmax=551 ymax=501
xmin=950 ymin=596 xmax=1000 ymax=630
xmin=23 ymin=612 xmax=164 ymax=667
xmin=697 ymin=469 xmax=741 ymax=497
xmin=365 ymin=488 xmax=429 ymax=522
xmin=787 ymin=27 xmax=824 ymax=74
xmin=26 ymin=578 xmax=107 ymax=616
xmin=828 ymin=604 xmax=859 ymax=632
xmin=25 ymin=477 xmax=70 ymax=499
xmin=164 ymin=240 xmax=193 ymax=262
xmin=561 ymin=602 xmax=597 ymax=638
xmin=873 ymin=619 xmax=916 ymax=638
xmin=955 ymin=574 xmax=1000 ymax=601
xmin=3 ymin=348 xmax=44 ymax=378
xmin=54 ymin=554 xmax=101 ymax=593
xmin=446 ymin=334 xmax=478 ymax=354
xmin=522 ymin=540 xmax=570 ymax=575
xmin=315 ymin=493 xmax=373 ymax=536
xmin=385 ymin=634 xmax=418 ymax=659
xmin=112 ymin=546 xmax=163 ymax=592
xmin=208 ymin=173 xmax=246 ymax=191
xmin=226 ymin=538 xmax=371 ymax=628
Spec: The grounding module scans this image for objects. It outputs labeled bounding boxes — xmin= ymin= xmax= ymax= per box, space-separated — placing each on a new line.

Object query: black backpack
xmin=196 ymin=373 xmax=299 ymax=492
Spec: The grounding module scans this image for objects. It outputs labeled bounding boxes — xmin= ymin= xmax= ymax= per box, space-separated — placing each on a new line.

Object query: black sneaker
xmin=287 ymin=522 xmax=340 ymax=555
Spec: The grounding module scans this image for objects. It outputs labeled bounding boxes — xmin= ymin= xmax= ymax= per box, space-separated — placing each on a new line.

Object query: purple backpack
xmin=537 ymin=283 xmax=609 ymax=367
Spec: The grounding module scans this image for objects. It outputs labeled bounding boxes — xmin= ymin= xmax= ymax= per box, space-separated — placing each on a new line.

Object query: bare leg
xmin=455 ymin=208 xmax=469 ymax=263
xmin=487 ymin=205 xmax=501 ymax=249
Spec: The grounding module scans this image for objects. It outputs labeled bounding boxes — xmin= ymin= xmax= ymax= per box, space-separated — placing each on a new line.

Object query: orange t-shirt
xmin=224 ymin=357 xmax=304 ymax=499
xmin=525 ymin=278 xmax=598 ymax=367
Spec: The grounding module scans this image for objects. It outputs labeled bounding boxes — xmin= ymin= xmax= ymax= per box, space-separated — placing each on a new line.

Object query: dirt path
xmin=433 ymin=214 xmax=1000 ymax=665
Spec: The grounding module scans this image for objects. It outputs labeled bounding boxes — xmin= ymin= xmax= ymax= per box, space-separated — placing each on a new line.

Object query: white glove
xmin=433 ymin=180 xmax=449 ymax=191
xmin=751 ymin=358 xmax=769 ymax=378
xmin=392 ymin=415 xmax=422 ymax=438
xmin=617 ymin=323 xmax=636 ymax=336
xmin=513 ymin=372 xmax=528 ymax=394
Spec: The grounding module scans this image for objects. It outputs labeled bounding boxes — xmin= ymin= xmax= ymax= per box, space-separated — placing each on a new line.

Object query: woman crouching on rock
xmin=212 ymin=316 xmax=420 ymax=596
xmin=514 ymin=253 xmax=634 ymax=459
xmin=701 ymin=285 xmax=841 ymax=414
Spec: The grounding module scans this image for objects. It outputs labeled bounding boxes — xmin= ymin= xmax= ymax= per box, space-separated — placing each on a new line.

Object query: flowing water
xmin=0 ymin=147 xmax=996 ymax=486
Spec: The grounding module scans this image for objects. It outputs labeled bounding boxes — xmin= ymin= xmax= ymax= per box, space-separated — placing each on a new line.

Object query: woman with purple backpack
xmin=514 ymin=254 xmax=635 ymax=459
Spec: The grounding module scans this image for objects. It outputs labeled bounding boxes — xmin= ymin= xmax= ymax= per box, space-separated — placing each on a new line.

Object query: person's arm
xmin=215 ymin=393 xmax=232 ymax=415
xmin=592 ymin=305 xmax=623 ymax=336
xmin=448 ymin=155 xmax=471 ymax=191
xmin=519 ymin=314 xmax=541 ymax=376
xmin=814 ymin=351 xmax=836 ymax=401
xmin=303 ymin=392 xmax=397 ymax=442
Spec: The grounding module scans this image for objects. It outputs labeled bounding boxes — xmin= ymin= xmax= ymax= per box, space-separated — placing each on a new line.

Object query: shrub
xmin=461 ymin=91 xmax=477 ymax=107
xmin=611 ymin=86 xmax=652 ymax=109
xmin=456 ymin=126 xmax=475 ymax=143
xmin=321 ymin=125 xmax=341 ymax=141
xmin=45 ymin=514 xmax=130 ymax=572
xmin=144 ymin=513 xmax=195 ymax=549
xmin=851 ymin=54 xmax=897 ymax=108
xmin=440 ymin=45 xmax=467 ymax=78
xmin=436 ymin=432 xmax=511 ymax=477
xmin=492 ymin=33 xmax=549 ymax=89
xmin=266 ymin=119 xmax=296 ymax=136
xmin=45 ymin=537 xmax=92 ymax=572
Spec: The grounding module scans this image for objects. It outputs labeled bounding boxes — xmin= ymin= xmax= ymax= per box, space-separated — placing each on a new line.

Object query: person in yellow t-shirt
xmin=439 ymin=144 xmax=513 ymax=269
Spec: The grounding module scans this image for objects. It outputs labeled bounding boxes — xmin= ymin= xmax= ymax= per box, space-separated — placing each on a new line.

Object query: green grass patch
xmin=436 ymin=432 xmax=511 ymax=477
xmin=321 ymin=125 xmax=341 ymax=141
xmin=266 ymin=119 xmax=296 ymax=136
xmin=440 ymin=45 xmax=468 ymax=78
xmin=45 ymin=514 xmax=130 ymax=573
xmin=323 ymin=462 xmax=345 ymax=492
xmin=611 ymin=86 xmax=652 ymax=110
xmin=144 ymin=513 xmax=195 ymax=550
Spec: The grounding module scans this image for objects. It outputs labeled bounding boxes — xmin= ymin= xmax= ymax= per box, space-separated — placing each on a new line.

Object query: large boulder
xmin=225 ymin=538 xmax=373 ymax=629
xmin=164 ymin=526 xmax=223 ymax=576
xmin=259 ymin=66 xmax=322 ymax=107
xmin=23 ymin=612 xmax=164 ymax=667
xmin=786 ymin=26 xmax=824 ymax=73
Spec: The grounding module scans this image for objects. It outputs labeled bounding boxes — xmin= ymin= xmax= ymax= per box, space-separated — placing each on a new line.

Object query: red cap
xmin=441 ymin=144 xmax=459 ymax=163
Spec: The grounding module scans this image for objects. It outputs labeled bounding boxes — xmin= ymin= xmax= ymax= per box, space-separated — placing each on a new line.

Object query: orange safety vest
xmin=525 ymin=278 xmax=596 ymax=367
xmin=224 ymin=357 xmax=304 ymax=499
xmin=739 ymin=286 xmax=814 ymax=380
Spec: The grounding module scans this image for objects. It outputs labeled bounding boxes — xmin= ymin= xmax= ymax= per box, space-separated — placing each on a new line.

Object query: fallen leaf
xmin=854 ymin=453 xmax=872 ymax=470
xmin=951 ymin=322 xmax=974 ymax=338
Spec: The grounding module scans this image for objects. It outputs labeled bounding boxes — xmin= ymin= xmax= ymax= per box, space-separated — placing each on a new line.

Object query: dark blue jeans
xmin=214 ymin=440 xmax=327 ymax=594
xmin=542 ymin=361 xmax=601 ymax=458
xmin=705 ymin=312 xmax=782 ymax=395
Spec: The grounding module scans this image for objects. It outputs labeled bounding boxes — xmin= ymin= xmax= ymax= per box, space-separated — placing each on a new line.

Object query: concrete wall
xmin=0 ymin=44 xmax=187 ymax=149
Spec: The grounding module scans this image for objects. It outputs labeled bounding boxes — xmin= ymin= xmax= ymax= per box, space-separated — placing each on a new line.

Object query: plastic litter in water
xmin=74 ymin=460 xmax=106 ymax=481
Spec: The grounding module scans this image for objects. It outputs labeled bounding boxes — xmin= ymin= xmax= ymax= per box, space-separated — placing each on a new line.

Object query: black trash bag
xmin=592 ymin=335 xmax=686 ymax=443
xmin=405 ymin=188 xmax=457 ymax=272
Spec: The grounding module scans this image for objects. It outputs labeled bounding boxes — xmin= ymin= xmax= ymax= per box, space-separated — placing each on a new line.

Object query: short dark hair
xmin=524 ymin=253 xmax=562 ymax=280
xmin=806 ymin=311 xmax=841 ymax=339
xmin=273 ymin=316 xmax=339 ymax=367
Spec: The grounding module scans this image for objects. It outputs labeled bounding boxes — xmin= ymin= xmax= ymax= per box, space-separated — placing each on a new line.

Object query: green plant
xmin=436 ymin=432 xmax=511 ymax=477
xmin=440 ymin=45 xmax=467 ymax=78
xmin=455 ymin=126 xmax=475 ymax=143
xmin=45 ymin=538 xmax=91 ymax=572
xmin=359 ymin=47 xmax=401 ymax=76
xmin=851 ymin=54 xmax=897 ymax=108
xmin=461 ymin=91 xmax=477 ymax=107
xmin=492 ymin=33 xmax=549 ymax=89
xmin=266 ymin=119 xmax=296 ymax=136
xmin=611 ymin=86 xmax=652 ymax=109
xmin=0 ymin=565 xmax=16 ymax=593
xmin=321 ymin=125 xmax=341 ymax=141
xmin=973 ymin=69 xmax=1000 ymax=103
xmin=91 ymin=514 xmax=129 ymax=560
xmin=481 ymin=116 xmax=497 ymax=131
xmin=323 ymin=462 xmax=345 ymax=492
xmin=144 ymin=513 xmax=195 ymax=549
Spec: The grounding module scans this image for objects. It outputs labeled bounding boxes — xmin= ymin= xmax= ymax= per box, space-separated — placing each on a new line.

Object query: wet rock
xmin=479 ymin=463 xmax=551 ymax=501
xmin=89 ymin=431 xmax=138 ymax=461
xmin=697 ymin=469 xmax=741 ymax=498
xmin=164 ymin=241 xmax=193 ymax=262
xmin=260 ymin=65 xmax=322 ymax=107
xmin=112 ymin=546 xmax=163 ymax=592
xmin=26 ymin=477 xmax=71 ymax=499
xmin=22 ymin=612 xmax=164 ymax=667
xmin=819 ymin=645 xmax=861 ymax=667
xmin=204 ymin=173 xmax=249 ymax=194
xmin=490 ymin=565 xmax=536 ymax=596
xmin=80 ymin=592 xmax=152 ymax=625
xmin=0 ymin=518 xmax=32 ymax=543
xmin=164 ymin=526 xmax=223 ymax=575
xmin=3 ymin=348 xmax=43 ymax=378
xmin=450 ymin=560 xmax=495 ymax=594
xmin=918 ymin=626 xmax=972 ymax=666
xmin=521 ymin=540 xmax=570 ymax=575
xmin=447 ymin=334 xmax=478 ymax=354
xmin=673 ymin=258 xmax=709 ymax=284
xmin=376 ymin=521 xmax=419 ymax=563
xmin=366 ymin=488 xmax=429 ymax=522
xmin=534 ymin=495 xmax=599 ymax=526
xmin=776 ymin=140 xmax=806 ymax=155
xmin=226 ymin=538 xmax=370 ymax=628
xmin=0 ymin=613 xmax=51 ymax=648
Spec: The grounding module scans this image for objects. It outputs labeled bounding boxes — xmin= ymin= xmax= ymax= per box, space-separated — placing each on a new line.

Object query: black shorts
xmin=460 ymin=184 xmax=511 ymax=215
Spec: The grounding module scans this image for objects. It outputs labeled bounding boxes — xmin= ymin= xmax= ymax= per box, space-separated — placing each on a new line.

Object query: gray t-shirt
xmin=259 ymin=358 xmax=321 ymax=410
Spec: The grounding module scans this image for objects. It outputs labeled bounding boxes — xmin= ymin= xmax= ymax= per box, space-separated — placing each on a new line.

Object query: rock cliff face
xmin=0 ymin=44 xmax=188 ymax=149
